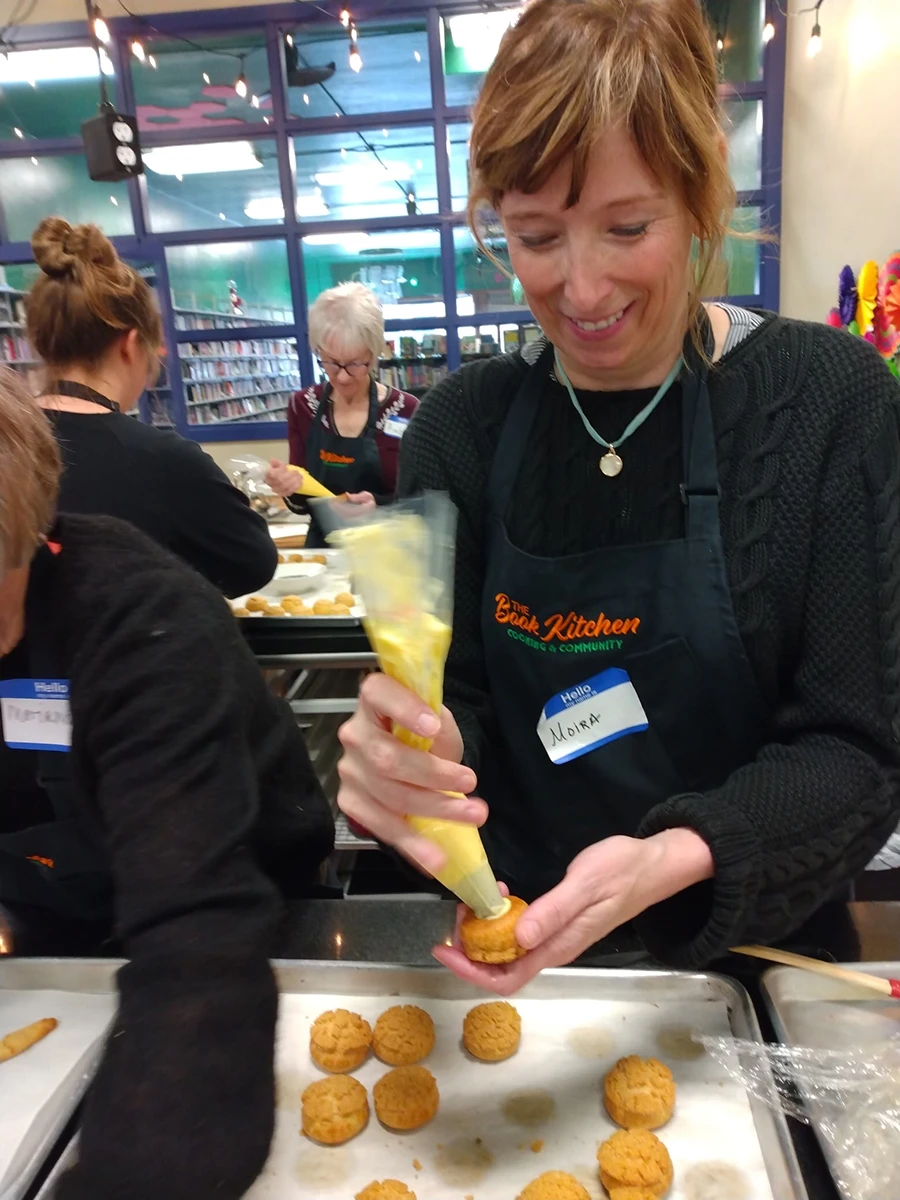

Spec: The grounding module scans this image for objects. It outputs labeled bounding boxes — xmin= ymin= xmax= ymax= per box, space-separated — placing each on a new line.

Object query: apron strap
xmin=680 ymin=323 xmax=720 ymax=541
xmin=488 ymin=342 xmax=556 ymax=522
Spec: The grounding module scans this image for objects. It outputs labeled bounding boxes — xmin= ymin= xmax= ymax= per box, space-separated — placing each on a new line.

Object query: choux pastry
xmin=373 ymin=1065 xmax=439 ymax=1131
xmin=372 ymin=1005 xmax=435 ymax=1066
xmin=460 ymin=895 xmax=528 ymax=963
xmin=463 ymin=1000 xmax=521 ymax=1061
xmin=597 ymin=1129 xmax=673 ymax=1198
xmin=309 ymin=1008 xmax=372 ymax=1073
xmin=517 ymin=1170 xmax=591 ymax=1199
xmin=301 ymin=1075 xmax=368 ymax=1144
xmin=604 ymin=1056 xmax=675 ymax=1130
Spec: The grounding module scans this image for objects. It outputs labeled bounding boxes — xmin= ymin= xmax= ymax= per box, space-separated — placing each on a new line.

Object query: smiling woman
xmin=336 ymin=0 xmax=900 ymax=992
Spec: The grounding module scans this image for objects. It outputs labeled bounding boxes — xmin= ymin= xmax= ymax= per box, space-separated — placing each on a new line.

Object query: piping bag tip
xmin=450 ymin=861 xmax=509 ymax=921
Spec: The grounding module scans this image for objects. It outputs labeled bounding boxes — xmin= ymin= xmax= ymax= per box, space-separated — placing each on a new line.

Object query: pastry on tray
xmin=463 ymin=1000 xmax=521 ymax=1061
xmin=517 ymin=1170 xmax=591 ymax=1199
xmin=605 ymin=1056 xmax=675 ymax=1130
xmin=301 ymin=1075 xmax=368 ymax=1145
xmin=597 ymin=1129 xmax=673 ymax=1198
xmin=372 ymin=1005 xmax=435 ymax=1066
xmin=608 ymin=1190 xmax=663 ymax=1200
xmin=355 ymin=1182 xmax=416 ymax=1200
xmin=310 ymin=1008 xmax=372 ymax=1073
xmin=373 ymin=1065 xmax=439 ymax=1131
xmin=460 ymin=895 xmax=528 ymax=963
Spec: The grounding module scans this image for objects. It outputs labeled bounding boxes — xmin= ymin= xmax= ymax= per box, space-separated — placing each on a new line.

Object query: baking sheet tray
xmin=761 ymin=962 xmax=900 ymax=1200
xmin=0 ymin=970 xmax=115 ymax=1200
xmin=5 ymin=961 xmax=805 ymax=1200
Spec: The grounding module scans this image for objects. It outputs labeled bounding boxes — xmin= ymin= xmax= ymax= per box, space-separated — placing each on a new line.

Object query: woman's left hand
xmin=345 ymin=491 xmax=376 ymax=511
xmin=432 ymin=828 xmax=714 ymax=994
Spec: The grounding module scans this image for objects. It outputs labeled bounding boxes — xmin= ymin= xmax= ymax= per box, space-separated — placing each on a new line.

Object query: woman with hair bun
xmin=266 ymin=281 xmax=418 ymax=547
xmin=27 ymin=216 xmax=276 ymax=597
xmin=337 ymin=0 xmax=900 ymax=990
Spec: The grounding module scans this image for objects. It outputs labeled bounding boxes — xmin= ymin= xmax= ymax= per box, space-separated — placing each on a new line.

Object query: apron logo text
xmin=320 ymin=450 xmax=355 ymax=465
xmin=494 ymin=593 xmax=641 ymax=647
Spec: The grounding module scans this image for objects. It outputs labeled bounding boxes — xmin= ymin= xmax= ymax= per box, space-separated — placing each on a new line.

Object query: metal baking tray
xmin=0 ymin=962 xmax=114 ymax=1200
xmin=4 ymin=958 xmax=806 ymax=1199
xmin=761 ymin=962 xmax=900 ymax=1200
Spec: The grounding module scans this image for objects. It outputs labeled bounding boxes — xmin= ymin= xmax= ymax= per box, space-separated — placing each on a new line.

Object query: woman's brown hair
xmin=26 ymin=217 xmax=162 ymax=368
xmin=468 ymin=0 xmax=736 ymax=340
xmin=0 ymin=366 xmax=61 ymax=571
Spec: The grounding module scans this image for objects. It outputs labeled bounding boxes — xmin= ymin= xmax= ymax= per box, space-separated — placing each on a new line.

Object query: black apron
xmin=304 ymin=381 xmax=386 ymax=548
xmin=0 ymin=545 xmax=113 ymax=935
xmin=478 ymin=339 xmax=770 ymax=899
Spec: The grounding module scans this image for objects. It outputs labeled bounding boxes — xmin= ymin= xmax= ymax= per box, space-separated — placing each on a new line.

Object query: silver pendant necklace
xmin=554 ymin=350 xmax=683 ymax=477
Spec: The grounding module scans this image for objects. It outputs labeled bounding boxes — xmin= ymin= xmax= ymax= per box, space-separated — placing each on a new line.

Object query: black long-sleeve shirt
xmin=398 ymin=314 xmax=900 ymax=967
xmin=0 ymin=514 xmax=334 ymax=1200
xmin=47 ymin=410 xmax=277 ymax=597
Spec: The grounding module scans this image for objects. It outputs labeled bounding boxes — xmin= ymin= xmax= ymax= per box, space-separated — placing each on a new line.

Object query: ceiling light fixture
xmin=131 ymin=39 xmax=145 ymax=62
xmin=0 ymin=46 xmax=114 ymax=85
xmin=91 ymin=6 xmax=110 ymax=44
xmin=807 ymin=1 xmax=824 ymax=57
xmin=143 ymin=141 xmax=263 ymax=175
xmin=315 ymin=161 xmax=411 ymax=186
xmin=339 ymin=8 xmax=351 ymax=28
xmin=763 ymin=20 xmax=775 ymax=43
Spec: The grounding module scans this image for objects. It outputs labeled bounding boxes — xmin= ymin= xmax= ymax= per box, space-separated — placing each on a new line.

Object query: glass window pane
xmin=180 ymin=336 xmax=298 ymax=427
xmin=441 ymin=10 xmax=520 ymax=109
xmin=144 ymin=137 xmax=282 ymax=232
xmin=166 ymin=240 xmax=293 ymax=330
xmin=286 ymin=20 xmax=430 ymax=118
xmin=0 ymin=45 xmax=115 ymax=139
xmin=453 ymin=227 xmax=530 ymax=317
xmin=0 ymin=154 xmax=133 ymax=243
xmin=378 ymin=329 xmax=447 ymax=398
xmin=303 ymin=227 xmax=444 ymax=318
xmin=722 ymin=99 xmax=762 ymax=193
xmin=0 ymin=263 xmax=41 ymax=392
xmin=132 ymin=33 xmax=271 ymax=133
xmin=449 ymin=122 xmax=471 ymax=213
xmin=704 ymin=0 xmax=764 ymax=84
xmin=294 ymin=127 xmax=437 ymax=223
xmin=701 ymin=206 xmax=761 ymax=298
xmin=458 ymin=320 xmax=539 ymax=358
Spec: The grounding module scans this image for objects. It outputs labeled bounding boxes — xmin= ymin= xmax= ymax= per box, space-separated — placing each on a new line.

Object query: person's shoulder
xmin=411 ymin=351 xmax=529 ymax=442
xmin=54 ymin=512 xmax=228 ymax=617
xmin=291 ymin=383 xmax=322 ymax=418
xmin=380 ymin=386 xmax=419 ymax=420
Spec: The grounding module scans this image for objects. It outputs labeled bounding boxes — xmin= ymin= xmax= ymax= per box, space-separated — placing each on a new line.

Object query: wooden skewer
xmin=730 ymin=945 xmax=900 ymax=998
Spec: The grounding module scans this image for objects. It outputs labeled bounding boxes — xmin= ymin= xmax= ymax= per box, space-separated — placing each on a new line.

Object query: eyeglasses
xmin=317 ymin=356 xmax=371 ymax=378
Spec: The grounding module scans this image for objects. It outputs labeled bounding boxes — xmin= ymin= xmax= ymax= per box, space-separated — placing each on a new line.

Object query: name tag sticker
xmin=537 ymin=666 xmax=648 ymax=766
xmin=0 ymin=679 xmax=72 ymax=752
xmin=383 ymin=416 xmax=409 ymax=439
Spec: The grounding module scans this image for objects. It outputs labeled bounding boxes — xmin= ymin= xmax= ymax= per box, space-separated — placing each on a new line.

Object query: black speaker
xmin=81 ymin=110 xmax=143 ymax=182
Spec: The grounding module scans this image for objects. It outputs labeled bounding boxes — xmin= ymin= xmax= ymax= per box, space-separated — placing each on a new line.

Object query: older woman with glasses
xmin=266 ymin=282 xmax=419 ymax=547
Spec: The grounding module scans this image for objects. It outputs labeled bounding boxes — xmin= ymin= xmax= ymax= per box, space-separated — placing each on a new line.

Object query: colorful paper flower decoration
xmin=873 ymin=301 xmax=900 ymax=357
xmin=856 ymin=260 xmax=879 ymax=332
xmin=838 ymin=265 xmax=857 ymax=326
xmin=881 ymin=253 xmax=900 ymax=328
xmin=886 ymin=280 xmax=900 ymax=331
xmin=826 ymin=308 xmax=842 ymax=328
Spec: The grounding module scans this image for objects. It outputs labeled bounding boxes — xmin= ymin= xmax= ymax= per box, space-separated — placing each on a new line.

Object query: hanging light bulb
xmin=131 ymin=39 xmax=145 ymax=62
xmin=807 ymin=21 xmax=822 ymax=56
xmin=349 ymin=46 xmax=362 ymax=72
xmin=251 ymin=94 xmax=260 ymax=108
xmin=31 ymin=156 xmax=38 ymax=165
xmin=148 ymin=54 xmax=157 ymax=69
xmin=339 ymin=8 xmax=351 ymax=28
xmin=763 ymin=20 xmax=775 ymax=43
xmin=202 ymin=72 xmax=210 ymax=84
xmin=234 ymin=57 xmax=248 ymax=98
xmin=286 ymin=34 xmax=294 ymax=47
xmin=91 ymin=7 xmax=110 ymax=44
xmin=715 ymin=32 xmax=724 ymax=52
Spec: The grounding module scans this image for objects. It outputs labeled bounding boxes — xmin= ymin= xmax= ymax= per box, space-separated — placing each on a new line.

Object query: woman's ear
xmin=119 ymin=328 xmax=143 ymax=365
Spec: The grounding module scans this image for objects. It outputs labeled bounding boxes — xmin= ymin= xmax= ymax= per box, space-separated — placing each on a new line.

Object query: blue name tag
xmin=383 ymin=416 xmax=409 ymax=439
xmin=0 ymin=679 xmax=72 ymax=752
xmin=537 ymin=667 xmax=648 ymax=766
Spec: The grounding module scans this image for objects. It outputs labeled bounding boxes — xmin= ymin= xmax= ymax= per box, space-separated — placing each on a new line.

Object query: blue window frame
xmin=0 ymin=1 xmax=786 ymax=440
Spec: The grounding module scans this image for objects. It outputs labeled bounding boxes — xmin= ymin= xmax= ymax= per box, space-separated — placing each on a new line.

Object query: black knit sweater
xmin=398 ymin=314 xmax=900 ymax=967
xmin=0 ymin=515 xmax=334 ymax=1200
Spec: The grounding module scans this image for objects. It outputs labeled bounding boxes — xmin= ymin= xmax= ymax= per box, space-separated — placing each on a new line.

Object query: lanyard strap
xmin=40 ymin=381 xmax=120 ymax=413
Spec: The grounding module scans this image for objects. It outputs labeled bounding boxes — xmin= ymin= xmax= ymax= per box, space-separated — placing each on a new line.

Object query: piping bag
xmin=314 ymin=492 xmax=507 ymax=919
xmin=287 ymin=465 xmax=337 ymax=499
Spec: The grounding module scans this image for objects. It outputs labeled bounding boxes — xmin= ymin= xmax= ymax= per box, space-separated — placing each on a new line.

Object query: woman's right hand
xmin=265 ymin=458 xmax=300 ymax=497
xmin=338 ymin=673 xmax=487 ymax=874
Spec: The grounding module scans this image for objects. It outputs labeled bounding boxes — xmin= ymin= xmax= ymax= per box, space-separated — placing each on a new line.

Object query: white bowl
xmin=266 ymin=562 xmax=326 ymax=596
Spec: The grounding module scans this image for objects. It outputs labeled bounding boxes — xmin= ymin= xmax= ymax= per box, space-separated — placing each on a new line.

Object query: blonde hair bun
xmin=32 ymin=217 xmax=117 ymax=281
